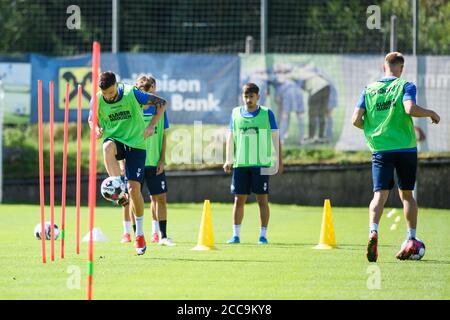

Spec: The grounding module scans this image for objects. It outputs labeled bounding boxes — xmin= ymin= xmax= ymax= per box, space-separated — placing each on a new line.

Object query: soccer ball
xmin=100 ymin=176 xmax=127 ymax=204
xmin=34 ymin=222 xmax=60 ymax=240
xmin=400 ymin=238 xmax=426 ymax=260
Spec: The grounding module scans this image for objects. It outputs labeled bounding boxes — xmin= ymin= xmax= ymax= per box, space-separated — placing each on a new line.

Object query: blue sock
xmin=408 ymin=228 xmax=416 ymax=240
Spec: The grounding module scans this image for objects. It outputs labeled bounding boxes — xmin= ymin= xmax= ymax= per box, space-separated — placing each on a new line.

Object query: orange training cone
xmin=192 ymin=200 xmax=217 ymax=251
xmin=314 ymin=199 xmax=337 ymax=249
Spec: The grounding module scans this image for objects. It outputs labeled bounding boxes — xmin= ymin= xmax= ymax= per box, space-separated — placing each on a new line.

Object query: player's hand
xmin=223 ymin=162 xmax=233 ymax=173
xmin=96 ymin=127 xmax=103 ymax=139
xmin=430 ymin=111 xmax=440 ymax=124
xmin=156 ymin=160 xmax=165 ymax=175
xmin=144 ymin=124 xmax=156 ymax=138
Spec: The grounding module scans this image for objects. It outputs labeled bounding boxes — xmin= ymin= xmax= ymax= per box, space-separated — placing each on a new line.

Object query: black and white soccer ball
xmin=34 ymin=222 xmax=60 ymax=240
xmin=400 ymin=238 xmax=426 ymax=260
xmin=100 ymin=176 xmax=127 ymax=204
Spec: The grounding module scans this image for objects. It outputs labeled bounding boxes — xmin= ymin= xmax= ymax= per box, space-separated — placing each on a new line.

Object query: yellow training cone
xmin=314 ymin=199 xmax=337 ymax=249
xmin=192 ymin=200 xmax=217 ymax=251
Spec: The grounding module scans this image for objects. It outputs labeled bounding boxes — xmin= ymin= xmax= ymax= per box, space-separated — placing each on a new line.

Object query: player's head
xmin=136 ymin=75 xmax=156 ymax=93
xmin=383 ymin=52 xmax=405 ymax=77
xmin=242 ymin=83 xmax=260 ymax=108
xmin=99 ymin=71 xmax=118 ymax=102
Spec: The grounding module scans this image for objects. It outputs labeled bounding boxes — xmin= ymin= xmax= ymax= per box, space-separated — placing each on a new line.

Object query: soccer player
xmin=352 ymin=52 xmax=440 ymax=262
xmin=89 ymin=71 xmax=167 ymax=255
xmin=136 ymin=75 xmax=174 ymax=246
xmin=223 ymin=83 xmax=283 ymax=245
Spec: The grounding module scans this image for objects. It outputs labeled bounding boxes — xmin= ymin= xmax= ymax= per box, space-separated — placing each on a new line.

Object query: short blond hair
xmin=384 ymin=52 xmax=404 ymax=66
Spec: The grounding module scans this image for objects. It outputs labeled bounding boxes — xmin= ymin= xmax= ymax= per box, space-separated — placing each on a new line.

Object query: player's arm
xmin=269 ymin=109 xmax=283 ymax=175
xmin=352 ymin=89 xmax=366 ymax=130
xmin=352 ymin=108 xmax=365 ymax=129
xmin=403 ymin=100 xmax=440 ymax=124
xmin=134 ymin=88 xmax=167 ymax=138
xmin=223 ymin=130 xmax=234 ymax=173
xmin=272 ymin=130 xmax=283 ymax=175
xmin=88 ymin=108 xmax=103 ymax=139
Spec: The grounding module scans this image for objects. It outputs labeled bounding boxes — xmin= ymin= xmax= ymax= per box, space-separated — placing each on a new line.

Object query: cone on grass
xmin=192 ymin=200 xmax=216 ymax=250
xmin=314 ymin=199 xmax=337 ymax=249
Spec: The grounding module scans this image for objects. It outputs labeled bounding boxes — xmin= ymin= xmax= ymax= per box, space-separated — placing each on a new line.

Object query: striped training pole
xmin=49 ymin=80 xmax=55 ymax=262
xmin=76 ymin=85 xmax=82 ymax=255
xmin=38 ymin=80 xmax=46 ymax=263
xmin=87 ymin=41 xmax=100 ymax=300
xmin=60 ymin=83 xmax=70 ymax=259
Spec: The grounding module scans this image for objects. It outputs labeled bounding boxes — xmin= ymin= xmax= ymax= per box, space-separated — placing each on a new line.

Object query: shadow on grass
xmin=148 ymin=257 xmax=282 ymax=263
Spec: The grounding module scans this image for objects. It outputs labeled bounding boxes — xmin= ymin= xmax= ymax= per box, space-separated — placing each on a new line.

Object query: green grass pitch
xmin=0 ymin=203 xmax=449 ymax=300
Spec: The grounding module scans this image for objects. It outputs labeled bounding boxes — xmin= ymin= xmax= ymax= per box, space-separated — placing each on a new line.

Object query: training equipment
xmin=60 ymin=83 xmax=70 ymax=259
xmin=192 ymin=200 xmax=216 ymax=250
xmin=82 ymin=228 xmax=108 ymax=242
xmin=100 ymin=176 xmax=127 ymax=204
xmin=34 ymin=222 xmax=60 ymax=240
xmin=399 ymin=238 xmax=426 ymax=260
xmin=314 ymin=199 xmax=337 ymax=249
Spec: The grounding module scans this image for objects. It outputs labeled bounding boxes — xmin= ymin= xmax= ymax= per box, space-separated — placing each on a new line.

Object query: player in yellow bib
xmin=89 ymin=71 xmax=167 ymax=255
xmin=352 ymin=52 xmax=440 ymax=262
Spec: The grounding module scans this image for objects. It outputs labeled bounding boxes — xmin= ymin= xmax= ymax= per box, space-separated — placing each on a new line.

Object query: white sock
xmin=233 ymin=225 xmax=241 ymax=238
xmin=135 ymin=215 xmax=144 ymax=237
xmin=123 ymin=221 xmax=131 ymax=234
xmin=152 ymin=220 xmax=160 ymax=234
xmin=260 ymin=227 xmax=267 ymax=238
xmin=408 ymin=228 xmax=416 ymax=239
xmin=369 ymin=223 xmax=378 ymax=234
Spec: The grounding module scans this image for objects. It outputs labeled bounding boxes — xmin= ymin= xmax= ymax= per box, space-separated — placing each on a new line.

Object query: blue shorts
xmin=104 ymin=138 xmax=146 ymax=183
xmin=144 ymin=166 xmax=168 ymax=196
xmin=231 ymin=167 xmax=269 ymax=195
xmin=372 ymin=152 xmax=417 ymax=192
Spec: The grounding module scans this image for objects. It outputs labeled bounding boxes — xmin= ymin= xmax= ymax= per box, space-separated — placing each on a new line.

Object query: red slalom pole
xmin=76 ymin=85 xmax=82 ymax=255
xmin=60 ymin=83 xmax=70 ymax=259
xmin=87 ymin=41 xmax=100 ymax=300
xmin=38 ymin=80 xmax=46 ymax=264
xmin=49 ymin=80 xmax=55 ymax=262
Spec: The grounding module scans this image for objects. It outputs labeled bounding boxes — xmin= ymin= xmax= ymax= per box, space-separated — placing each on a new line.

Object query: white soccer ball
xmin=100 ymin=176 xmax=127 ymax=204
xmin=34 ymin=221 xmax=60 ymax=240
xmin=400 ymin=238 xmax=426 ymax=260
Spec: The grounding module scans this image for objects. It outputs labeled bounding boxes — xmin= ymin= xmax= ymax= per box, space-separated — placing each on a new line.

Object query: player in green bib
xmin=223 ymin=83 xmax=283 ymax=245
xmin=89 ymin=71 xmax=167 ymax=255
xmin=352 ymin=52 xmax=440 ymax=262
xmin=120 ymin=75 xmax=174 ymax=246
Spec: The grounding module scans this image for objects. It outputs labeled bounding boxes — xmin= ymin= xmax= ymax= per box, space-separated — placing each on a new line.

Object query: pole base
xmin=313 ymin=243 xmax=336 ymax=250
xmin=191 ymin=245 xmax=217 ymax=251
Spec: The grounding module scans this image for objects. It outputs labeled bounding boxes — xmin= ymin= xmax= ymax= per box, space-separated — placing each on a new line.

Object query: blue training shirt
xmin=229 ymin=106 xmax=278 ymax=130
xmin=143 ymin=106 xmax=169 ymax=129
xmin=356 ymin=76 xmax=416 ymax=109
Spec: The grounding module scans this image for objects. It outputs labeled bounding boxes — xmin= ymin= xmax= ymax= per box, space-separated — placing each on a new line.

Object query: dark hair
xmin=385 ymin=52 xmax=404 ymax=66
xmin=242 ymin=83 xmax=259 ymax=95
xmin=136 ymin=75 xmax=156 ymax=92
xmin=99 ymin=71 xmax=117 ymax=90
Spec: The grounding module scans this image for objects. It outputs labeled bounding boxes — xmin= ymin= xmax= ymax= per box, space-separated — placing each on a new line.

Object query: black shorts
xmin=231 ymin=167 xmax=269 ymax=195
xmin=144 ymin=166 xmax=168 ymax=196
xmin=372 ymin=151 xmax=417 ymax=192
xmin=104 ymin=138 xmax=146 ymax=183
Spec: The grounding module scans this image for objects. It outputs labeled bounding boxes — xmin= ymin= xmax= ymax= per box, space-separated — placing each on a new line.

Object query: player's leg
xmin=296 ymin=111 xmax=305 ymax=144
xmin=395 ymin=152 xmax=419 ymax=260
xmin=119 ymin=160 xmax=131 ymax=243
xmin=125 ymin=147 xmax=147 ymax=255
xmin=367 ymin=152 xmax=395 ymax=262
xmin=307 ymin=95 xmax=318 ymax=140
xmin=279 ymin=110 xmax=290 ymax=144
xmin=154 ymin=193 xmax=174 ymax=246
xmin=102 ymin=139 xmax=122 ymax=177
xmin=317 ymin=86 xmax=330 ymax=140
xmin=252 ymin=167 xmax=270 ymax=244
xmin=150 ymin=198 xmax=160 ymax=243
xmin=227 ymin=167 xmax=250 ymax=244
